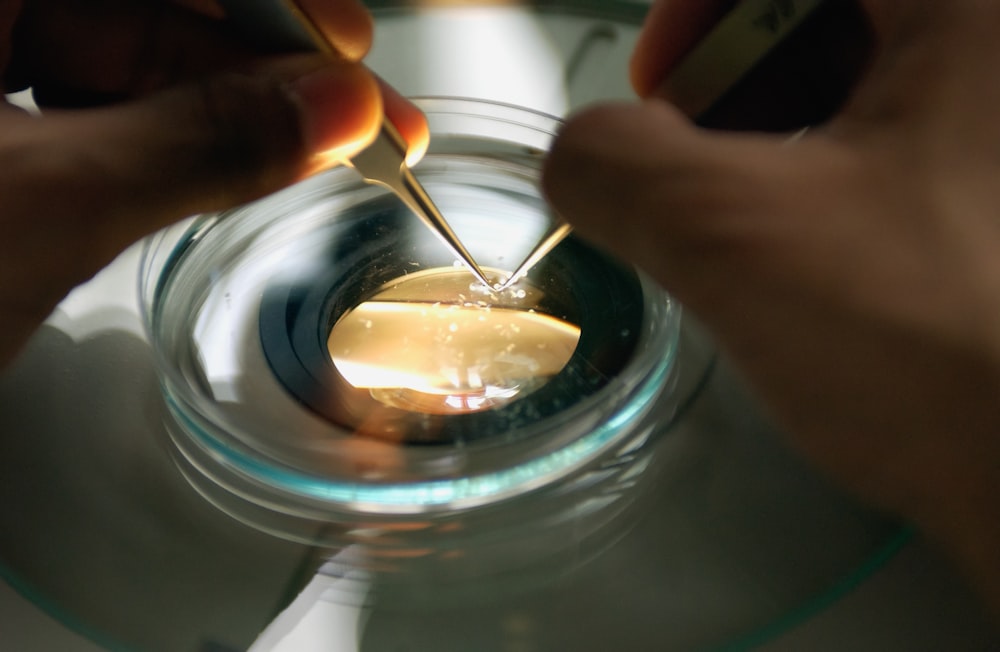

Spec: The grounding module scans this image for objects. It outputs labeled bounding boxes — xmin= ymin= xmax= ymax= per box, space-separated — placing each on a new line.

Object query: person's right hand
xmin=544 ymin=0 xmax=1000 ymax=614
xmin=0 ymin=0 xmax=427 ymax=367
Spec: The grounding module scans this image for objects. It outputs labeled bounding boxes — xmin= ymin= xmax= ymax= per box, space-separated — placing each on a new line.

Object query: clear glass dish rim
xmin=139 ymin=96 xmax=683 ymax=511
xmin=143 ymin=221 xmax=679 ymax=511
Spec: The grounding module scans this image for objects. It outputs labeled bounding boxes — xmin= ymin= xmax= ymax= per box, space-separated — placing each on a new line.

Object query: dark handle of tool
xmin=695 ymin=0 xmax=873 ymax=131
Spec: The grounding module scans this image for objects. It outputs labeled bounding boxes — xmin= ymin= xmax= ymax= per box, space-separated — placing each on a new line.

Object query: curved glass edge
xmin=170 ymin=352 xmax=671 ymax=513
xmin=419 ymin=96 xmax=562 ymax=137
xmin=0 ymin=563 xmax=134 ymax=652
xmin=712 ymin=527 xmax=915 ymax=652
xmin=149 ymin=252 xmax=681 ymax=513
xmin=652 ymin=317 xmax=913 ymax=651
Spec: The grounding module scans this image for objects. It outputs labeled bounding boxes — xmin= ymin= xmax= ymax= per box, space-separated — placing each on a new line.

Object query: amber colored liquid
xmin=327 ymin=269 xmax=580 ymax=415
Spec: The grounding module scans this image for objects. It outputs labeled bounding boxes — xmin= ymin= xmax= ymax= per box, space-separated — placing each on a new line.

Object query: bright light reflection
xmin=370 ymin=7 xmax=569 ymax=117
xmin=328 ymin=268 xmax=580 ymax=415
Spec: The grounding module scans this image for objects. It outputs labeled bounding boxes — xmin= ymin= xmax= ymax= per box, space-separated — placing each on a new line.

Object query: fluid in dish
xmin=328 ymin=268 xmax=581 ymax=415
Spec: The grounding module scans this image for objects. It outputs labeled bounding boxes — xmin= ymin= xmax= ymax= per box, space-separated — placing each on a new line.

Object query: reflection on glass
xmin=328 ymin=268 xmax=581 ymax=415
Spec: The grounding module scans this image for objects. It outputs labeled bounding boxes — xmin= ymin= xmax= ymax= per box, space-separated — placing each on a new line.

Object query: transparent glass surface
xmin=140 ymin=100 xmax=690 ymax=600
xmin=0 ymin=3 xmax=914 ymax=651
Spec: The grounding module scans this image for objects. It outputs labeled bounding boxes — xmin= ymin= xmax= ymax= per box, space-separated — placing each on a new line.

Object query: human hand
xmin=0 ymin=0 xmax=428 ymax=366
xmin=544 ymin=0 xmax=1000 ymax=612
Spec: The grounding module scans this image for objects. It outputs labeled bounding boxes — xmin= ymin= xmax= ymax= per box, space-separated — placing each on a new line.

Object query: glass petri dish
xmin=140 ymin=98 xmax=702 ymax=593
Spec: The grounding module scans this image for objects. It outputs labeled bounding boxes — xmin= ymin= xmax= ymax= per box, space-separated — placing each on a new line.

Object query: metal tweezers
xmin=351 ymin=106 xmax=575 ymax=291
xmin=345 ymin=118 xmax=493 ymax=286
xmin=346 ymin=116 xmax=571 ymax=291
xmin=221 ymin=0 xmax=571 ymax=289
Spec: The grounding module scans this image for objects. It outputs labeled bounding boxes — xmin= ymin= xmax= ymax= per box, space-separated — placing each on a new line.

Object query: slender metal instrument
xmin=219 ymin=0 xmax=492 ymax=288
xmin=499 ymin=0 xmax=827 ymax=289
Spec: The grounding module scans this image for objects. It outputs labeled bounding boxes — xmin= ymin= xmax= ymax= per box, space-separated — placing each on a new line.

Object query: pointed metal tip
xmin=465 ymin=262 xmax=494 ymax=290
xmin=498 ymin=222 xmax=573 ymax=291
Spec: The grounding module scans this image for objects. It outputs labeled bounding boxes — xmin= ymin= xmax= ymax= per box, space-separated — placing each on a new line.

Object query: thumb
xmin=542 ymin=100 xmax=804 ymax=316
xmin=0 ymin=56 xmax=381 ymax=365
xmin=24 ymin=56 xmax=381 ymax=264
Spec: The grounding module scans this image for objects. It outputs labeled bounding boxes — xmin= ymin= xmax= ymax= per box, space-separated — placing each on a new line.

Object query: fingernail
xmin=289 ymin=62 xmax=382 ymax=160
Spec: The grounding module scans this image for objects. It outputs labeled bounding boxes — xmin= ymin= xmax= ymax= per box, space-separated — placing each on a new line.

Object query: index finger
xmin=290 ymin=0 xmax=374 ymax=62
xmin=284 ymin=0 xmax=427 ymax=163
xmin=630 ymin=0 xmax=738 ymax=97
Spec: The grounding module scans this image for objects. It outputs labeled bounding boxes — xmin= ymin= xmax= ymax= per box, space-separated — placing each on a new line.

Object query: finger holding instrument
xmin=220 ymin=0 xmax=492 ymax=287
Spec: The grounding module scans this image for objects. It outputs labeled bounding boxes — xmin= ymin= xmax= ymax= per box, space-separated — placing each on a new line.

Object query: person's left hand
xmin=0 ymin=0 xmax=427 ymax=366
xmin=543 ymin=0 xmax=1000 ymax=613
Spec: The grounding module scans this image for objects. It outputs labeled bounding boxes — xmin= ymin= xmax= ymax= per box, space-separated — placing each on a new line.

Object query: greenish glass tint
xmin=141 ymin=99 xmax=695 ymax=597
